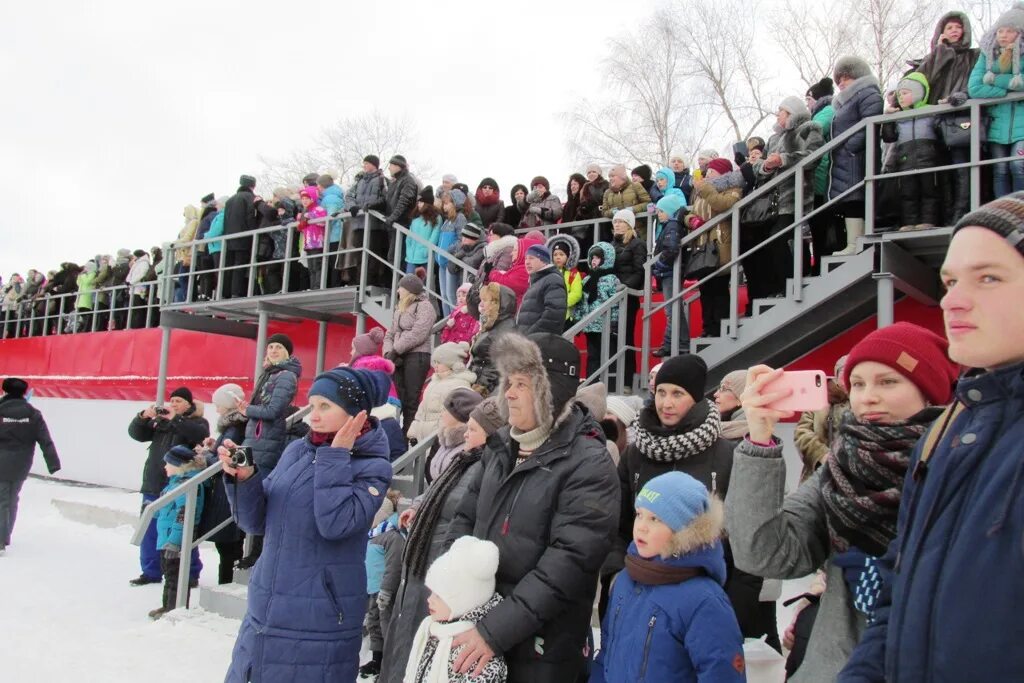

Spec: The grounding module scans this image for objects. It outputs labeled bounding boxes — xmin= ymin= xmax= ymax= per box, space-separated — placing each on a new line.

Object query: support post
xmin=254 ymin=311 xmax=269 ymax=390
xmin=729 ymin=212 xmax=740 ymax=339
xmin=864 ymin=122 xmax=877 ymax=235
xmin=175 ymin=487 xmax=197 ymax=610
xmin=316 ymin=321 xmax=328 ymax=374
xmin=156 ymin=326 xmax=171 ymax=404
xmin=876 ymin=275 xmax=895 ymax=328
xmin=615 ymin=293 xmax=627 ymax=392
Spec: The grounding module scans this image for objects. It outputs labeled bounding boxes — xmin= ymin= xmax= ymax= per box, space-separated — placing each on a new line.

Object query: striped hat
xmin=953 ymin=192 xmax=1024 ymax=256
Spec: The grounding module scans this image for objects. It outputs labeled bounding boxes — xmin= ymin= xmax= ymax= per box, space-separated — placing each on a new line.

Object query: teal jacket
xmin=968 ymin=53 xmax=1024 ymax=145
xmin=156 ymin=471 xmax=205 ymax=551
xmin=207 ymin=212 xmax=225 ymax=254
xmin=811 ymin=98 xmax=836 ymax=197
xmin=574 ymin=242 xmax=621 ymax=333
xmin=405 ymin=215 xmax=440 ymax=266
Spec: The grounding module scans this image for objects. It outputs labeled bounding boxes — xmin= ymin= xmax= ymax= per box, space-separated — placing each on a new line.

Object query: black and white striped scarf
xmin=634 ymin=399 xmax=722 ymax=462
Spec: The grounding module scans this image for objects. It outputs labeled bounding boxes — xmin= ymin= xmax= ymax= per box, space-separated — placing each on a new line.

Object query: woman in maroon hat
xmin=723 ymin=322 xmax=959 ymax=682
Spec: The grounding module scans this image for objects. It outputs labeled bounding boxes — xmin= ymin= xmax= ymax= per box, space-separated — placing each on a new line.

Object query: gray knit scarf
xmin=634 ymin=399 xmax=722 ymax=462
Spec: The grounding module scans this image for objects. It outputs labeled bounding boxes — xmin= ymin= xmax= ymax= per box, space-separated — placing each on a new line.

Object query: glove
xmin=349 ymin=207 xmax=360 ymax=218
xmin=48 ymin=466 xmax=61 ymax=475
xmin=528 ymin=205 xmax=542 ymax=215
xmin=162 ymin=547 xmax=181 ymax=558
xmin=947 ymin=91 xmax=968 ymax=107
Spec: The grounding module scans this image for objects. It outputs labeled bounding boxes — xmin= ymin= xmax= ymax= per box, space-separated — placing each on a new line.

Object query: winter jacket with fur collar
xmin=915 ymin=11 xmax=979 ymax=104
xmin=446 ymin=404 xmax=618 ymax=682
xmin=754 ymin=112 xmax=824 ymax=216
xmin=686 ymin=171 xmax=745 ymax=268
xmin=601 ymin=181 xmax=652 ymax=218
xmin=828 ymin=75 xmax=883 ymax=202
xmin=407 ymin=369 xmax=477 ymax=443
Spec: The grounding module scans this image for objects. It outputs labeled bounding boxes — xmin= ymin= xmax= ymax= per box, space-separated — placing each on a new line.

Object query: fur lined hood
xmin=833 ymin=74 xmax=881 ymax=108
xmin=932 ymin=10 xmax=973 ymax=50
xmin=547 ymin=233 xmax=581 ymax=268
xmin=630 ymin=497 xmax=727 ymax=585
xmin=485 ymin=234 xmax=518 ymax=258
xmin=492 ymin=333 xmax=581 ymax=436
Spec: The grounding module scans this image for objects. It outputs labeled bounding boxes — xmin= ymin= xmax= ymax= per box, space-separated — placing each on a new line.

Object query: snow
xmin=0 ymin=477 xmax=237 ymax=682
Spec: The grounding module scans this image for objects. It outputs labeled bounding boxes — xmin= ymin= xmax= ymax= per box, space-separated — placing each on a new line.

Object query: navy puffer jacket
xmin=828 ymin=75 xmax=883 ymax=203
xmin=243 ymin=357 xmax=301 ymax=473
xmin=225 ymin=421 xmax=393 ymax=682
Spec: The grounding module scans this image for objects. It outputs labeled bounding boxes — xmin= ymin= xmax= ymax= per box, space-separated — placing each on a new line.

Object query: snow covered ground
xmin=0 ymin=477 xmax=237 ymax=682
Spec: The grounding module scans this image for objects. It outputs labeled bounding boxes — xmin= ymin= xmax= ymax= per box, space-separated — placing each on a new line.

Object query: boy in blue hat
xmin=591 ymin=471 xmax=745 ymax=682
xmin=150 ymin=445 xmax=206 ymax=619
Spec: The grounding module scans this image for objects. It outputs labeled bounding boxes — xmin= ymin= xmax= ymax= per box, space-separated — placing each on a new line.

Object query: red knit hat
xmin=706 ymin=158 xmax=733 ymax=176
xmin=843 ymin=322 xmax=960 ymax=406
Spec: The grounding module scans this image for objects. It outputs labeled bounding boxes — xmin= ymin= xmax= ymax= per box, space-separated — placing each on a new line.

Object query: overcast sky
xmin=1 ymin=0 xmax=942 ymax=279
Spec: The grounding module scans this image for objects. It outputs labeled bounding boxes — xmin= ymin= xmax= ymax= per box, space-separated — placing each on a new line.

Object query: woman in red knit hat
xmin=722 ymin=322 xmax=959 ymax=682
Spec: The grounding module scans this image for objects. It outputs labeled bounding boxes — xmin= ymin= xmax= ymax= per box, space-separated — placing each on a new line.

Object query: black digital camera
xmin=155 ymin=407 xmax=171 ymax=417
xmin=228 ymin=446 xmax=254 ymax=468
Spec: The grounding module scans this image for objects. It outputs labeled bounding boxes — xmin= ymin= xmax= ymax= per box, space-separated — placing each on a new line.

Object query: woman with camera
xmin=724 ymin=323 xmax=958 ymax=681
xmin=219 ymin=367 xmax=394 ymax=683
xmin=233 ymin=333 xmax=301 ymax=568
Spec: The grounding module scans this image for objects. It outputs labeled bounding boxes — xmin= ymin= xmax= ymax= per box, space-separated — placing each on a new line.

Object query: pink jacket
xmin=440 ymin=307 xmax=480 ymax=345
xmin=298 ymin=205 xmax=328 ymax=251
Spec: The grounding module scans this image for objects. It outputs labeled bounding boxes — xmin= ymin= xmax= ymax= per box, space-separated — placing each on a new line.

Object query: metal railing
xmin=1 ymin=280 xmax=163 ymax=339
xmin=130 ymin=404 xmax=311 ymax=611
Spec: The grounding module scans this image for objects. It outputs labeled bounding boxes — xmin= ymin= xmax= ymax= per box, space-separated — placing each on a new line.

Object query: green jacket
xmin=76 ymin=271 xmax=97 ymax=310
xmin=811 ymin=99 xmax=836 ymax=197
xmin=968 ymin=53 xmax=1024 ymax=145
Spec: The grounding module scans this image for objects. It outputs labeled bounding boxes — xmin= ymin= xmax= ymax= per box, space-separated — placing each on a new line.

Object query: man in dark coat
xmin=381 ymin=155 xmax=419 ymax=285
xmin=446 ymin=333 xmax=619 ymax=683
xmin=516 ymin=245 xmax=567 ymax=335
xmin=0 ymin=378 xmax=60 ymax=553
xmin=127 ymin=386 xmax=209 ymax=586
xmin=222 ymin=175 xmax=260 ymax=298
xmin=343 ymin=155 xmax=390 ymax=283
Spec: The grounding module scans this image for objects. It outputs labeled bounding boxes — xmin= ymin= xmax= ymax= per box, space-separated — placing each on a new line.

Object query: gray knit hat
xmin=432 ymin=342 xmax=470 ymax=371
xmin=779 ymin=95 xmax=810 ymax=119
xmin=833 ymin=55 xmax=873 ymax=82
xmin=443 ymin=387 xmax=483 ymax=423
xmin=981 ymin=2 xmax=1024 ymax=89
xmin=469 ymin=397 xmax=505 ymax=436
xmin=953 ymin=191 xmax=1024 ymax=256
xmin=398 ymin=273 xmax=424 ymax=296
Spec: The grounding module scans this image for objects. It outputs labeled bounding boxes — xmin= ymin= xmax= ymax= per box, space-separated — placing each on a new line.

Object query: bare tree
xmin=852 ymin=0 xmax=944 ymax=88
xmin=769 ymin=0 xmax=859 ymax=87
xmin=669 ymin=0 xmax=779 ymax=142
xmin=259 ymin=110 xmax=431 ymax=189
xmin=563 ymin=11 xmax=718 ymax=169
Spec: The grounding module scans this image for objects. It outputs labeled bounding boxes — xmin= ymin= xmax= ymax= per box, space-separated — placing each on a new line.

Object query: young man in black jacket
xmin=0 ymin=378 xmax=60 ymax=555
xmin=127 ymin=386 xmax=209 ymax=585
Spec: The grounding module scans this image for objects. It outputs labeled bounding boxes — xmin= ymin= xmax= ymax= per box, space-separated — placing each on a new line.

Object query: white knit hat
xmin=431 ymin=341 xmax=470 ymax=371
xmin=606 ymin=395 xmax=639 ymax=426
xmin=425 ymin=536 xmax=499 ymax=619
xmin=212 ymin=383 xmax=245 ymax=410
xmin=612 ymin=209 xmax=636 ymax=229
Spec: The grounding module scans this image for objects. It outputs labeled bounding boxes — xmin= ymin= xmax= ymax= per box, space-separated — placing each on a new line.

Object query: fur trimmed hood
xmin=492 ymin=333 xmax=580 ymax=436
xmin=709 ymin=169 xmax=746 ymax=192
xmin=485 ymin=234 xmax=518 ymax=259
xmin=932 ymin=10 xmax=973 ymax=50
xmin=629 ymin=497 xmax=728 ymax=585
xmin=833 ymin=74 xmax=881 ymax=108
xmin=547 ymin=233 xmax=580 ymax=268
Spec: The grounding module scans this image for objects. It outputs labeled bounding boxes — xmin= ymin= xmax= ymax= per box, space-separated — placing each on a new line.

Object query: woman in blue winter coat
xmin=591 ymin=471 xmax=745 ymax=683
xmin=437 ymin=188 xmax=468 ymax=316
xmin=405 ymin=186 xmax=441 ymax=273
xmin=220 ymin=367 xmax=394 ymax=683
xmin=968 ymin=4 xmax=1024 ymax=198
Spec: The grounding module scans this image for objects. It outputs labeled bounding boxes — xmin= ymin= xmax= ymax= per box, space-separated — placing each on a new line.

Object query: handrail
xmin=390 ymin=431 xmax=439 ymax=495
xmin=129 ymin=404 xmax=311 ymax=610
xmin=564 ymin=285 xmax=631 ymax=388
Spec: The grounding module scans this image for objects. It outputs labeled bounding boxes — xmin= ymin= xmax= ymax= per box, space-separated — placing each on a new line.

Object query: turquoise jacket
xmin=207 ymin=211 xmax=225 ymax=254
xmin=811 ymin=99 xmax=836 ymax=197
xmin=405 ymin=215 xmax=440 ymax=266
xmin=574 ymin=242 xmax=621 ymax=333
xmin=156 ymin=471 xmax=205 ymax=550
xmin=320 ymin=184 xmax=345 ymax=245
xmin=968 ymin=53 xmax=1024 ymax=145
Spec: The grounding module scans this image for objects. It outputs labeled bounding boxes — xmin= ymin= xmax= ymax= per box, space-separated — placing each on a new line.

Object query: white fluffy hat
xmin=425 ymin=536 xmax=500 ymax=619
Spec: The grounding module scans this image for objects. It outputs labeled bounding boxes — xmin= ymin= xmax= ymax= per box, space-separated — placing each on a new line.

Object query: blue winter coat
xmin=828 ymin=75 xmax=883 ymax=203
xmin=591 ymin=541 xmax=745 ymax=683
xmin=405 ymin=215 xmax=441 ymax=266
xmin=224 ymin=421 xmax=394 ymax=683
xmin=968 ymin=53 xmax=1024 ymax=145
xmin=840 ymin=364 xmax=1024 ymax=682
xmin=156 ymin=471 xmax=205 ymax=551
xmin=653 ymin=217 xmax=682 ymax=280
xmin=436 ymin=214 xmax=466 ymax=268
xmin=207 ymin=211 xmax=225 ymax=254
xmin=243 ymin=357 xmax=301 ymax=473
xmin=320 ymin=184 xmax=345 ymax=245
xmin=575 ymin=242 xmax=621 ymax=333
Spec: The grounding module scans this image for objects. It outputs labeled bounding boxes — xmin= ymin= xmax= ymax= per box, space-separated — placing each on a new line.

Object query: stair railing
xmin=130 ymin=403 xmax=311 ymax=610
xmin=638 ymin=92 xmax=1016 ymax=386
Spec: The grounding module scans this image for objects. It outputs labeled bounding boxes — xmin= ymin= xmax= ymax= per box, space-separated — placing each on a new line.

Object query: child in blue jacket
xmin=591 ymin=471 xmax=745 ymax=682
xmin=150 ymin=444 xmax=205 ymax=619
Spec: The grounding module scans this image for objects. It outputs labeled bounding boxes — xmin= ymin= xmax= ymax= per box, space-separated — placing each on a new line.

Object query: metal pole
xmin=248 ymin=234 xmax=258 ymax=297
xmin=970 ymin=102 xmax=982 ymax=212
xmin=175 ymin=488 xmax=197 ymax=610
xmin=792 ymin=177 xmax=804 ymax=303
xmin=360 ymin=213 xmax=370 ymax=295
xmin=600 ymin=307 xmax=611 ymax=386
xmin=156 ymin=326 xmax=171 ymax=404
xmin=876 ymin=276 xmax=895 ymax=328
xmin=864 ymin=122 xmax=877 ymax=235
xmin=670 ymin=255 xmax=681 ymax=355
xmin=283 ymin=225 xmax=294 ymax=295
xmin=254 ymin=311 xmax=269 ymax=388
xmin=641 ymin=260 xmax=652 ymax=388
xmin=729 ymin=212 xmax=740 ymax=339
xmin=316 ymin=321 xmax=328 ymax=374
xmin=615 ymin=293 xmax=627 ymax=392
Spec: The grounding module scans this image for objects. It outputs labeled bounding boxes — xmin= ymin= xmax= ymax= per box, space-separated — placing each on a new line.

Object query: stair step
xmin=752 ymin=298 xmax=782 ymax=316
xmin=232 ymin=567 xmax=252 ymax=586
xmin=198 ymin=582 xmax=249 ymax=621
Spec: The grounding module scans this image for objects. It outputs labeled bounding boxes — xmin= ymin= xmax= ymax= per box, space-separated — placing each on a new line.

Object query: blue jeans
xmin=990 ymin=141 xmax=1024 ymax=198
xmin=659 ymin=273 xmax=690 ymax=352
xmin=141 ymin=493 xmax=202 ymax=581
xmin=438 ymin=266 xmax=459 ymax=317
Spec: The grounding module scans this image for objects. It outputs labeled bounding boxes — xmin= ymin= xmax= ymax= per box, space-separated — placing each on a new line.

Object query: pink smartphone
xmin=763 ymin=370 xmax=828 ymax=413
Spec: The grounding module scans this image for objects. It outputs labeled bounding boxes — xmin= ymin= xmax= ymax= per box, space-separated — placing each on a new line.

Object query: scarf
xmin=404 ymin=449 xmax=483 ymax=580
xmin=819 ymin=408 xmax=941 ymax=555
xmin=474 ymin=188 xmax=500 ymax=207
xmin=582 ymin=267 xmax=615 ymax=304
xmin=405 ymin=617 xmax=475 ymax=683
xmin=625 ymin=554 xmax=705 ymax=586
xmin=216 ymin=410 xmax=247 ymax=435
xmin=510 ymin=424 xmax=550 ymax=453
xmin=634 ymin=400 xmax=722 ymax=463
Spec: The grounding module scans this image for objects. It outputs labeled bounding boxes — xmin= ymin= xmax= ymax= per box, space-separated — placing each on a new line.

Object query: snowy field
xmin=0 ymin=477 xmax=238 ymax=682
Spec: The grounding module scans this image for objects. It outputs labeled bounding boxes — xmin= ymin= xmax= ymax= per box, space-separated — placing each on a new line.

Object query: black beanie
xmin=267 ymin=333 xmax=294 ymax=356
xmin=363 ymin=154 xmax=380 ymax=168
xmin=419 ymin=185 xmax=435 ymax=205
xmin=489 ymin=222 xmax=515 ymax=238
xmin=240 ymin=175 xmax=257 ymax=189
xmin=2 ymin=377 xmax=28 ymax=398
xmin=632 ymin=164 xmax=653 ymax=182
xmin=655 ymin=355 xmax=708 ymax=400
xmin=806 ymin=77 xmax=834 ymax=100
xmin=170 ymin=386 xmax=194 ymax=405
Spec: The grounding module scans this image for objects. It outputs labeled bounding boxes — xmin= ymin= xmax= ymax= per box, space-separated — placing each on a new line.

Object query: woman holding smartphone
xmin=725 ymin=322 xmax=958 ymax=682
xmin=219 ymin=367 xmax=393 ymax=683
